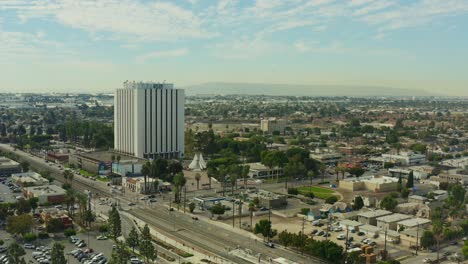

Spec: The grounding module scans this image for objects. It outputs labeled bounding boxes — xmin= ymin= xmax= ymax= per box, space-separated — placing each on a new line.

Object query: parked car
xmin=336 ymin=234 xmax=346 ymax=240
xmin=23 ymin=244 xmax=35 ymax=249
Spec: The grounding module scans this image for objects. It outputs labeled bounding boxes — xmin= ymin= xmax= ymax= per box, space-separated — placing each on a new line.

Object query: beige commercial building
xmin=376 ymin=213 xmax=412 ymax=231
xmin=339 ymin=176 xmax=398 ymax=192
xmin=357 ymin=210 xmax=392 ymax=226
xmin=260 ymin=118 xmax=287 ymax=134
xmin=12 ymin=171 xmax=49 ymax=187
xmin=0 ymin=157 xmax=21 ymax=177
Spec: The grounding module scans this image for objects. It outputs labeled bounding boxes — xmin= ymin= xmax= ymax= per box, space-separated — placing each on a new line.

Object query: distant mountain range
xmin=183 ymin=82 xmax=435 ymax=97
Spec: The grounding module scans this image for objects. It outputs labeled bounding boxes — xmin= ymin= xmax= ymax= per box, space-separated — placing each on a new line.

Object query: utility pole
xmin=344 ymin=225 xmax=349 ymax=264
xmin=183 ymin=187 xmax=187 ymax=213
xmin=268 ymin=205 xmax=272 ymax=243
xmin=415 ymin=222 xmax=419 ymax=256
xmin=239 ymin=202 xmax=242 ymax=229
xmin=301 ymin=217 xmax=306 ymax=255
xmin=232 ymin=199 xmax=235 ymax=228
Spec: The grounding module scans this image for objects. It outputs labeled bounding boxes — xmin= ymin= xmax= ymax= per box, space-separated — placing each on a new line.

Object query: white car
xmin=423 ymin=258 xmax=432 ymax=263
xmin=337 ymin=234 xmax=346 ymax=240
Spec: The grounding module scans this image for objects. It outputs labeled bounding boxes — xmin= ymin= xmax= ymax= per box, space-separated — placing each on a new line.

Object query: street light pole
xmin=232 ymin=199 xmax=235 ymax=228
xmin=415 ymin=222 xmax=419 ymax=256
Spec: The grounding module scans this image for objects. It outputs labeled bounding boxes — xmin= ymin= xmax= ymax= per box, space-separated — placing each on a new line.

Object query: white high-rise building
xmin=114 ymin=81 xmax=185 ymax=159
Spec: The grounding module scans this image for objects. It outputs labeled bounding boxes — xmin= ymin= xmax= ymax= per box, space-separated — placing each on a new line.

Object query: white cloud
xmin=135 ymin=48 xmax=189 ymax=63
xmin=359 ymin=0 xmax=468 ymax=31
xmin=9 ymin=0 xmax=213 ymax=41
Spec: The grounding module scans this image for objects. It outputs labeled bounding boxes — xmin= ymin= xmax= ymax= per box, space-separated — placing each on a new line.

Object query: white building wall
xmin=115 ymin=81 xmax=185 ymax=159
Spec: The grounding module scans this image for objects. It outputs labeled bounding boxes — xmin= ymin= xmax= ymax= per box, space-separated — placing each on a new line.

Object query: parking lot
xmin=0 ymin=178 xmax=21 ymax=203
xmin=0 ymin=229 xmax=115 ymax=264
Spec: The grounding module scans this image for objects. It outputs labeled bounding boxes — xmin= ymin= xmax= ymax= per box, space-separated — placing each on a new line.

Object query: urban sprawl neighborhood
xmin=0 ymin=83 xmax=466 ymax=264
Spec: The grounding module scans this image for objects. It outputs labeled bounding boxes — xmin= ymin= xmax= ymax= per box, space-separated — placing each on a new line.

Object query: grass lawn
xmin=297 ymin=186 xmax=336 ymax=199
xmin=79 ymin=169 xmax=97 ymax=178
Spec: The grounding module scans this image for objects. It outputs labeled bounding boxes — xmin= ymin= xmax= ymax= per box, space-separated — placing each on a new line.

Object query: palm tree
xmin=65 ymin=189 xmax=77 ymax=216
xmin=111 ymin=154 xmax=116 ymax=175
xmin=141 ymin=161 xmax=151 ymax=194
xmin=319 ymin=163 xmax=326 ymax=183
xmin=334 ymin=166 xmax=340 ymax=182
xmin=248 ymin=202 xmax=256 ymax=230
xmin=63 ymin=170 xmax=74 ymax=187
xmin=241 ymin=165 xmax=250 ymax=188
xmin=195 ymin=173 xmax=201 ymax=190
xmin=207 ymin=167 xmax=216 ymax=190
xmin=173 ymin=173 xmax=186 ymax=203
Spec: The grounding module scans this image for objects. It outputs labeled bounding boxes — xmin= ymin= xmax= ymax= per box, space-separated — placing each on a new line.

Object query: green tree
xmin=397 ymin=175 xmax=402 ymax=192
xmin=210 ymin=203 xmax=225 ymax=216
xmin=420 ymin=230 xmax=435 ymax=248
xmin=20 ymin=161 xmax=30 ymax=172
xmin=7 ymin=241 xmax=26 ymax=264
xmin=141 ymin=161 xmax=151 ymax=194
xmin=108 ymin=205 xmax=121 ymax=240
xmin=325 ymin=196 xmax=338 ymax=204
xmin=254 ymin=219 xmax=276 ymax=241
xmin=353 ymin=196 xmax=364 ymax=210
xmin=109 ymin=241 xmax=129 ymax=264
xmin=188 ymin=202 xmax=196 ymax=213
xmin=194 ymin=173 xmax=201 ymax=190
xmin=348 ymin=167 xmax=365 ymax=179
xmin=50 ymin=242 xmax=66 ymax=264
xmin=28 ymin=197 xmax=39 ymax=213
xmin=406 ymin=171 xmax=414 ymax=189
xmin=380 ymin=195 xmax=398 ymax=211
xmin=6 ymin=214 xmax=33 ymax=235
xmin=173 ymin=172 xmax=186 ymax=203
xmin=462 ymin=240 xmax=468 ymax=260
xmin=16 ymin=199 xmax=32 ymax=214
xmin=126 ymin=226 xmax=139 ymax=252
xmin=401 ymin=188 xmax=410 ymax=199
xmin=140 ymin=224 xmax=156 ymax=262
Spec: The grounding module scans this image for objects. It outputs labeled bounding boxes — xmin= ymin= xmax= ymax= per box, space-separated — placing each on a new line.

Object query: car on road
xmin=24 ymin=243 xmax=35 ymax=249
xmin=265 ymin=242 xmax=275 ymax=248
xmin=128 ymin=202 xmax=136 ymax=206
xmin=139 ymin=196 xmax=148 ymax=200
xmin=423 ymin=258 xmax=432 ymax=263
xmin=96 ymin=235 xmax=108 ymax=240
xmin=168 ymin=207 xmax=174 ymax=211
xmin=130 ymin=257 xmax=143 ymax=264
xmin=357 ymin=231 xmax=365 ymax=236
xmin=192 ymin=216 xmax=199 ymax=220
xmin=149 ymin=198 xmax=157 ymax=203
xmin=148 ymin=194 xmax=156 ymax=198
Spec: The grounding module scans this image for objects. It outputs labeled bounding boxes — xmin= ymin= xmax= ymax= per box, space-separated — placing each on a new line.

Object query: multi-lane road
xmin=0 ymin=144 xmax=317 ymax=264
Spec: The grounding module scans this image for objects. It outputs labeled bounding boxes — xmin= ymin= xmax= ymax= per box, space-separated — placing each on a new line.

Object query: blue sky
xmin=0 ymin=0 xmax=467 ymax=95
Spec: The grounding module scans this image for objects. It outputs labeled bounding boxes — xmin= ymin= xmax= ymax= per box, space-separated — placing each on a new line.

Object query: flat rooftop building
xmin=12 ymin=171 xmax=49 ymax=187
xmin=339 ymin=175 xmax=398 ymax=192
xmin=397 ymin=218 xmax=431 ymax=231
xmin=376 ymin=213 xmax=412 ymax=230
xmin=357 ymin=210 xmax=392 ymax=225
xmin=23 ymin=185 xmax=66 ymax=205
xmin=0 ymin=157 xmax=21 ymax=177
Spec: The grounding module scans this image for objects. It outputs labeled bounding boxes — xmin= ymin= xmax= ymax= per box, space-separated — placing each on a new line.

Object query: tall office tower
xmin=114 ymin=81 xmax=185 ymax=159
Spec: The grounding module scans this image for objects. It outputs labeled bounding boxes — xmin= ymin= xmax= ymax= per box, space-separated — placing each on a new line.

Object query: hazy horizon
xmin=1 ymin=0 xmax=467 ymax=96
